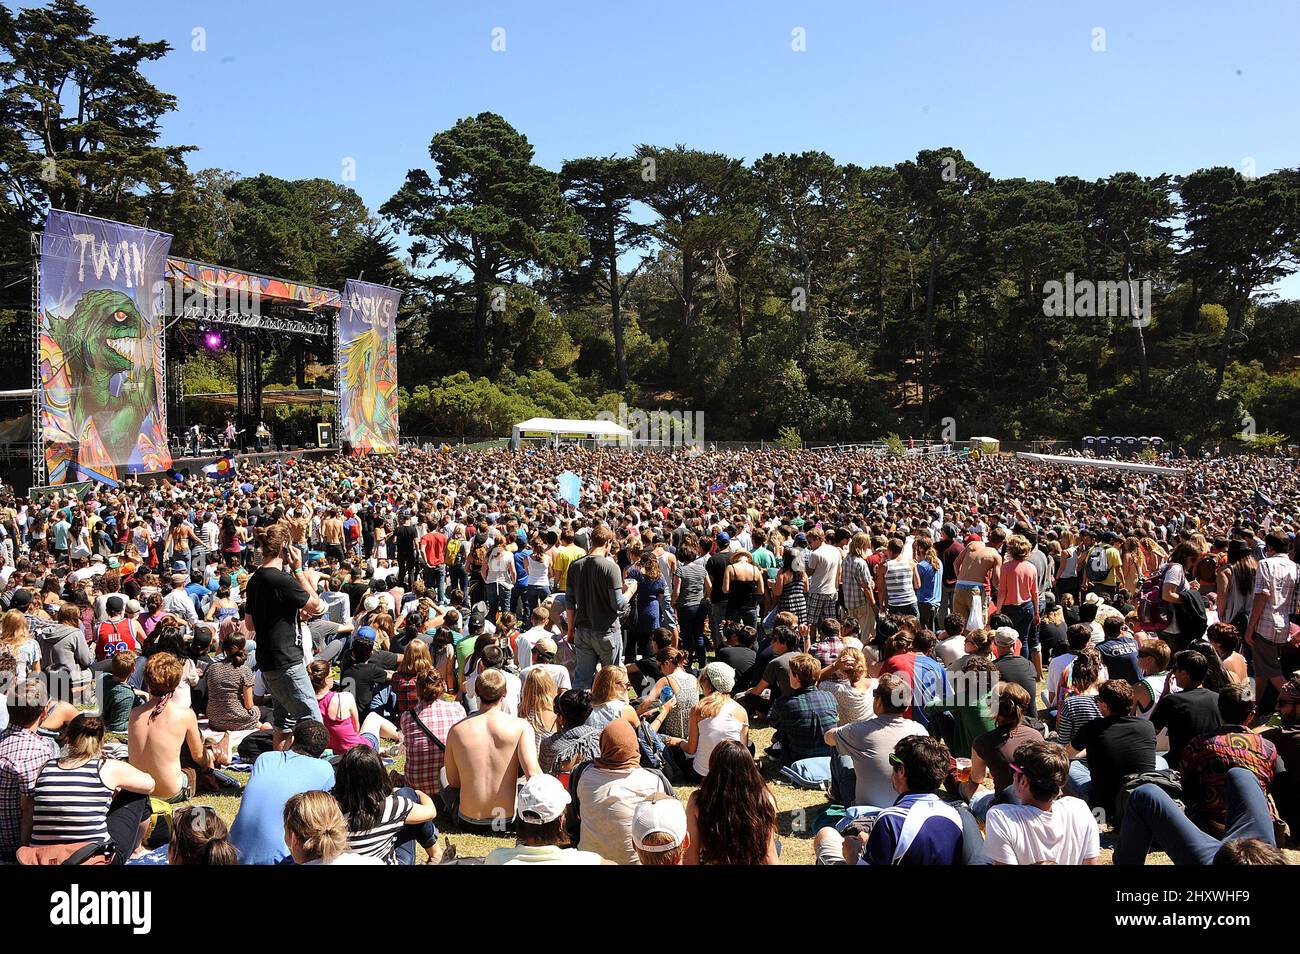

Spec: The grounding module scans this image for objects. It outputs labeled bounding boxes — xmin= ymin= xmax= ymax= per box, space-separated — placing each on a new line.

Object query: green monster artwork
xmin=59 ymin=289 xmax=153 ymax=464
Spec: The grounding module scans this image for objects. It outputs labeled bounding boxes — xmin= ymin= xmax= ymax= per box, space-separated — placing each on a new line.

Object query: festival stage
xmin=164 ymin=445 xmax=338 ymax=478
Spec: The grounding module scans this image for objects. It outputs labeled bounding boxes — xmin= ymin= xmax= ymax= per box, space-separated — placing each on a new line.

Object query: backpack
xmin=1136 ymin=564 xmax=1173 ymax=633
xmin=1085 ymin=545 xmax=1111 ymax=583
xmin=446 ymin=536 xmax=463 ymax=567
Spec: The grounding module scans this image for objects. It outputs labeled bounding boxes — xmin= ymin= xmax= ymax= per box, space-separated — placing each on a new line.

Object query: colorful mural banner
xmin=337 ymin=279 xmax=401 ymax=454
xmin=38 ymin=211 xmax=173 ymax=484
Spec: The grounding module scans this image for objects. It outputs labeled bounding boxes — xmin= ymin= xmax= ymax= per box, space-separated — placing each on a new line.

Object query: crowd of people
xmin=0 ymin=444 xmax=1297 ymax=866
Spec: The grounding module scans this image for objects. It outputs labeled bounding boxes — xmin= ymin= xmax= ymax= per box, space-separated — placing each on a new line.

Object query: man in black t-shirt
xmin=244 ymin=525 xmax=324 ymax=748
xmin=340 ymin=635 xmax=392 ymax=714
xmin=395 ymin=512 xmax=420 ymax=589
xmin=1151 ymin=650 xmax=1222 ymax=768
xmin=1066 ymin=679 xmax=1157 ymax=818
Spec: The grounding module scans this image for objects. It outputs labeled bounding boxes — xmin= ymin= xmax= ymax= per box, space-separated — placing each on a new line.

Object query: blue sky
xmin=79 ymin=0 xmax=1300 ymax=291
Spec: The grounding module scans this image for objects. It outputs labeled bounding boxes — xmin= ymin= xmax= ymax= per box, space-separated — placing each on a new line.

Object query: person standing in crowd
xmin=244 ymin=525 xmax=323 ymax=750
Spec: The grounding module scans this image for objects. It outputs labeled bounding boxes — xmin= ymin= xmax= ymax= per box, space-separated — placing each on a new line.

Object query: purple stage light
xmin=204 ymin=331 xmax=222 ymax=349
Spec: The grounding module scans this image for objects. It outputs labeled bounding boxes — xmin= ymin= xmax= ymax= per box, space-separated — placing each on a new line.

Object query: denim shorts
xmin=262 ymin=664 xmax=322 ymax=732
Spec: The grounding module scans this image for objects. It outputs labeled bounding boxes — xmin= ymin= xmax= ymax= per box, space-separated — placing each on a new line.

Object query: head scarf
xmin=593 ymin=718 xmax=640 ymax=772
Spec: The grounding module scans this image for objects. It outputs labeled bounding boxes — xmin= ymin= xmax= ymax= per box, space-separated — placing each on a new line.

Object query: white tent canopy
xmin=511 ymin=417 xmax=631 ymax=446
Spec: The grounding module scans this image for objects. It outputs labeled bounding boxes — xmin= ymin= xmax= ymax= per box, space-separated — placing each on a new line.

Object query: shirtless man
xmin=128 ymin=652 xmax=217 ymax=802
xmin=322 ymin=509 xmax=346 ymax=562
xmin=443 ymin=667 xmax=540 ymax=833
xmin=953 ymin=534 xmax=1003 ymax=631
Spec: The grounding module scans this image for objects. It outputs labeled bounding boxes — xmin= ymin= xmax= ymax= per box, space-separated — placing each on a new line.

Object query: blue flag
xmin=558 ymin=471 xmax=581 ymax=508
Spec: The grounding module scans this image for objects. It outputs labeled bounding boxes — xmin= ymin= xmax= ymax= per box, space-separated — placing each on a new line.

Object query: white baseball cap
xmin=631 ymin=796 xmax=688 ymax=852
xmin=516 ymin=773 xmax=570 ymax=824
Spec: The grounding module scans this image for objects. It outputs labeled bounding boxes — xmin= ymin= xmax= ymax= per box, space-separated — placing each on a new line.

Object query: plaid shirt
xmin=0 ymin=727 xmax=59 ymax=856
xmin=841 ymin=555 xmax=872 ymax=611
xmin=392 ymin=674 xmax=421 ymax=716
xmin=400 ymin=699 xmax=466 ymax=795
xmin=1181 ymin=726 xmax=1277 ymax=833
xmin=810 ymin=636 xmax=847 ymax=668
xmin=768 ymin=687 xmax=839 ymax=763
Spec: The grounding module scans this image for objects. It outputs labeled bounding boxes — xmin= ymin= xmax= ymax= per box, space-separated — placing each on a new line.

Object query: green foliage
xmin=882 ymin=432 xmax=907 ymax=457
xmin=775 ymin=426 xmax=802 ymax=449
xmin=1244 ymin=431 xmax=1287 ymax=453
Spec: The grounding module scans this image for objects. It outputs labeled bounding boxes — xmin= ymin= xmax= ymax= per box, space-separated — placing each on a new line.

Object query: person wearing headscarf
xmin=569 ymin=719 xmax=674 ymax=864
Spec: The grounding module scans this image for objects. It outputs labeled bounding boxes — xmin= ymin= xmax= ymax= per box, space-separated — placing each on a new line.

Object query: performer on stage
xmin=256 ymin=421 xmax=271 ymax=452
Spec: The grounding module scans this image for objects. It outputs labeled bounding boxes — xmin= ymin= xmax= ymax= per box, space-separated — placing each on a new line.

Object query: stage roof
xmin=185 ymin=388 xmax=337 ymax=407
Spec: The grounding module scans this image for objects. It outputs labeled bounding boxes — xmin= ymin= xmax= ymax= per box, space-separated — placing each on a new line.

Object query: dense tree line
xmin=2 ymin=1 xmax=1299 ymax=446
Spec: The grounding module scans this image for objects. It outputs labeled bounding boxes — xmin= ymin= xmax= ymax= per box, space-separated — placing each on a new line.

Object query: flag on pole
xmin=558 ymin=471 xmax=581 ymax=508
xmin=203 ymin=455 xmax=238 ymax=480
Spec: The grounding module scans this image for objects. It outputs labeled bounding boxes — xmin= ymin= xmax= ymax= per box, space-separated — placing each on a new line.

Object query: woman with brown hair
xmin=204 ymin=632 xmax=268 ymax=734
xmin=28 ymin=713 xmax=156 ymax=862
xmin=168 ymin=805 xmax=238 ymax=865
xmin=391 ymin=639 xmax=435 ymax=717
xmin=399 ymin=668 xmax=465 ymax=795
xmin=636 ymin=646 xmax=699 ymax=740
xmin=723 ymin=549 xmax=765 ymax=629
xmin=625 ymin=548 xmax=665 ymax=664
xmin=964 ymin=681 xmax=1043 ymax=819
xmin=685 ymin=739 xmax=778 ymax=865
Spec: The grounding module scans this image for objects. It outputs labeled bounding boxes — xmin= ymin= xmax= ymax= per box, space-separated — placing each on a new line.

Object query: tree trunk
xmin=1134 ymin=320 xmax=1150 ymax=396
xmin=1215 ymin=293 xmax=1245 ymax=391
xmin=922 ymin=258 xmax=937 ymax=422
xmin=473 ymin=281 xmax=488 ymax=377
xmin=295 ymin=343 xmax=306 ymax=389
xmin=609 ymin=234 xmax=627 ymax=387
xmin=682 ymin=255 xmax=695 ymax=330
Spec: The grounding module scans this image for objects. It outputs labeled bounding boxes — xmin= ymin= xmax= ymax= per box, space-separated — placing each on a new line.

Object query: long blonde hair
xmin=520 ymin=668 xmax=558 ymax=724
xmin=591 ymin=665 xmax=630 ymax=705
xmin=396 ymin=639 xmax=433 ymax=679
xmin=1 ymin=610 xmax=29 ymax=652
xmin=283 ymin=790 xmax=349 ymax=864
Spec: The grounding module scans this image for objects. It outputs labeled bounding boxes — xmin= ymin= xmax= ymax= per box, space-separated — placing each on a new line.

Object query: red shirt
xmin=420 ymin=530 xmax=447 ymax=566
xmin=96 ymin=619 xmax=139 ymax=661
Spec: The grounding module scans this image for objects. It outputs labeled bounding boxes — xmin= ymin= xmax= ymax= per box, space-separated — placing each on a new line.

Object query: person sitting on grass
xmin=128 ymin=652 xmax=219 ymax=803
xmin=168 ymin=805 xmax=238 ymax=865
xmin=813 ymin=734 xmax=964 ymax=866
xmin=1115 ymin=766 xmax=1280 ymax=866
xmin=664 ymin=662 xmax=749 ymax=782
xmin=306 ymin=659 xmax=400 ymax=755
xmin=767 ymin=652 xmax=838 ymax=766
xmin=483 ymin=772 xmax=607 ymax=865
xmin=443 ymin=667 xmax=540 ymax=832
xmin=27 ymin=713 xmax=156 ymax=863
xmin=283 ymin=790 xmax=381 ymax=866
xmin=569 ymin=719 xmax=674 ymax=864
xmin=230 ymin=719 xmax=335 ymax=866
xmin=982 ymin=740 xmax=1101 ymax=865
xmin=1179 ymin=682 xmax=1277 ymax=836
xmin=333 ymin=743 xmax=439 ymax=865
xmin=631 ymin=793 xmax=690 ymax=866
xmin=685 ymin=739 xmax=779 ymax=865
xmin=100 ymin=650 xmax=140 ymax=734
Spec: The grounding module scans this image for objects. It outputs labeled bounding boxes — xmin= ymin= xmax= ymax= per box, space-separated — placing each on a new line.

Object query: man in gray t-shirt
xmin=566 ymin=525 xmax=635 ymax=690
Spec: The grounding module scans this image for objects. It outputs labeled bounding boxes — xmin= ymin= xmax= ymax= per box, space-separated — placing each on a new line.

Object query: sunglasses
xmin=1010 ymin=762 xmax=1025 ymax=775
xmin=888 ymin=753 xmax=903 ymax=769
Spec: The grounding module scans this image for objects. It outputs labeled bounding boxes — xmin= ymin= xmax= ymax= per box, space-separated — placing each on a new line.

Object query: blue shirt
xmin=230 ymin=752 xmax=335 ymax=865
xmin=916 ymin=561 xmax=941 ymax=605
xmin=911 ymin=655 xmax=951 ymax=731
xmin=861 ymin=793 xmax=964 ymax=865
xmin=513 ymin=549 xmax=530 ymax=586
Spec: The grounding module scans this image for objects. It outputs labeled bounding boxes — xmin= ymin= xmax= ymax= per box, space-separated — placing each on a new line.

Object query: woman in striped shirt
xmin=28 ymin=714 xmax=156 ymax=862
xmin=333 ymin=744 xmax=439 ymax=864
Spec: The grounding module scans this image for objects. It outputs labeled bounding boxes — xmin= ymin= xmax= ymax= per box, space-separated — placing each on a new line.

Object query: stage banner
xmin=38 ymin=210 xmax=173 ymax=484
xmin=337 ymin=279 xmax=400 ymax=454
